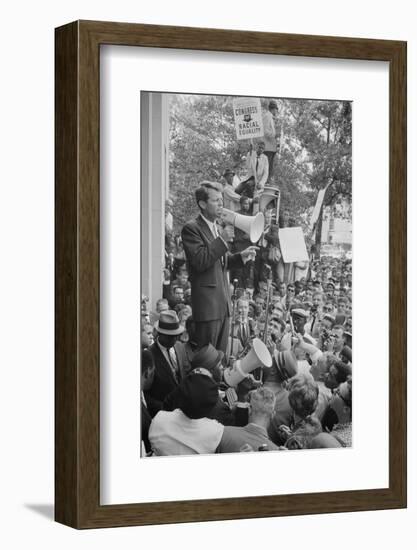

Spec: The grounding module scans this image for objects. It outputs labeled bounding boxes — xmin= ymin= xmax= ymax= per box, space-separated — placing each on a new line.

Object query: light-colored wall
xmin=2 ymin=1 xmax=415 ymax=549
xmin=141 ymin=92 xmax=168 ymax=310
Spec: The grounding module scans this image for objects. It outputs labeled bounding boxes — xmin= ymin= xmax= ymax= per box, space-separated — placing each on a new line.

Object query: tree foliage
xmin=168 ymin=94 xmax=352 ymax=243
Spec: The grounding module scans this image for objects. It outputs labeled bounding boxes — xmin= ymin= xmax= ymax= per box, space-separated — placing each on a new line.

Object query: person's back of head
xmin=288 ymin=373 xmax=319 ymax=419
xmin=177 ymin=372 xmax=219 ymax=419
xmin=286 ymin=415 xmax=322 ymax=450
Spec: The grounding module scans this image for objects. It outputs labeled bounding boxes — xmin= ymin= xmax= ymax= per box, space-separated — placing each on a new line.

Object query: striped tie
xmin=214 ymin=223 xmax=224 ymax=267
xmin=169 ymin=347 xmax=179 ymax=382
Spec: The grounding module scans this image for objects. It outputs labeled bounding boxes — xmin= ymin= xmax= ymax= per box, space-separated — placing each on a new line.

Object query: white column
xmin=141 ymin=92 xmax=169 ymax=311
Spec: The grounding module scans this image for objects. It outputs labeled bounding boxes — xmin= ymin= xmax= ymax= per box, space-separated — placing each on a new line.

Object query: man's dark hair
xmin=195 ymin=182 xmax=222 ymax=210
xmin=334 ymin=361 xmax=352 ymax=383
xmin=288 ymin=374 xmax=319 ymax=419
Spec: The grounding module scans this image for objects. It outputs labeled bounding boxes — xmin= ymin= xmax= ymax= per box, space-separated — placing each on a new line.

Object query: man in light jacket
xmin=262 ymin=99 xmax=279 ymax=183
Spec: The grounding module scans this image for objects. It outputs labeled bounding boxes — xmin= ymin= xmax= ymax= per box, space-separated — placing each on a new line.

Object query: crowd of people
xmin=141 ymin=107 xmax=352 ymax=457
xmin=141 ymin=195 xmax=352 ymax=457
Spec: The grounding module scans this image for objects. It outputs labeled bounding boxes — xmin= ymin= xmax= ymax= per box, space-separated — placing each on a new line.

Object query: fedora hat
xmin=191 ymin=343 xmax=224 ymax=373
xmin=154 ymin=310 xmax=184 ymax=336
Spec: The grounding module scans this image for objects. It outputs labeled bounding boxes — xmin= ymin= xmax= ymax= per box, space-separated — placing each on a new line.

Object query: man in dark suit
xmin=181 ymin=182 xmax=259 ymax=354
xmin=141 ymin=348 xmax=155 ymax=455
xmin=231 ymin=297 xmax=256 ymax=349
xmin=145 ymin=310 xmax=185 ymax=417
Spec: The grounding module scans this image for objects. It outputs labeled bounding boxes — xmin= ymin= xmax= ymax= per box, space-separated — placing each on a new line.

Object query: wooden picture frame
xmin=55 ymin=20 xmax=407 ymax=529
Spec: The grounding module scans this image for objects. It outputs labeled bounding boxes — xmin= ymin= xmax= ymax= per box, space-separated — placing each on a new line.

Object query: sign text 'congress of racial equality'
xmin=232 ymin=97 xmax=264 ymax=140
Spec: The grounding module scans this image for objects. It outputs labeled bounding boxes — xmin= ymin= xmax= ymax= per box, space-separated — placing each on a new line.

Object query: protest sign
xmin=232 ymin=97 xmax=264 ymax=140
xmin=279 ymin=227 xmax=309 ymax=263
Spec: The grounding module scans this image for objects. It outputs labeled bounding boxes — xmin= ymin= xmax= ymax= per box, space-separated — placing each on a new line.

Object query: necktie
xmin=241 ymin=322 xmax=247 ymax=343
xmin=256 ymin=156 xmax=259 ymax=172
xmin=214 ymin=223 xmax=224 ymax=267
xmin=168 ymin=347 xmax=179 ymax=382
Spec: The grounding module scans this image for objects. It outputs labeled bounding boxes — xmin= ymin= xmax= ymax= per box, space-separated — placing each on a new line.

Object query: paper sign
xmin=279 ymin=227 xmax=309 ymax=263
xmin=232 ymin=97 xmax=264 ymax=140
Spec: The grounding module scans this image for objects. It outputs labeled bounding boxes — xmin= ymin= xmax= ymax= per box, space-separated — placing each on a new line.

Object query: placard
xmin=279 ymin=227 xmax=309 ymax=263
xmin=232 ymin=97 xmax=264 ymax=140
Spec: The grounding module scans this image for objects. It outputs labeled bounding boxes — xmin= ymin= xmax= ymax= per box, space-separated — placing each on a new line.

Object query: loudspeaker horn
xmin=259 ymin=186 xmax=280 ymax=212
xmin=224 ymin=338 xmax=272 ymax=387
xmin=221 ymin=208 xmax=265 ymax=243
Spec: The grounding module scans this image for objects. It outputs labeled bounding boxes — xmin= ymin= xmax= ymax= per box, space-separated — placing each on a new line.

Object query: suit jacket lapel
xmin=154 ymin=343 xmax=178 ymax=386
xmin=196 ymin=214 xmax=227 ymax=271
xmin=196 ymin=214 xmax=215 ymax=243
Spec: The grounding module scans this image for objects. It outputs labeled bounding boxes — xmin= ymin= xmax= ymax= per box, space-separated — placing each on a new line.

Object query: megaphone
xmin=224 ymin=338 xmax=272 ymax=387
xmin=221 ymin=208 xmax=265 ymax=243
xmin=259 ymin=186 xmax=280 ymax=212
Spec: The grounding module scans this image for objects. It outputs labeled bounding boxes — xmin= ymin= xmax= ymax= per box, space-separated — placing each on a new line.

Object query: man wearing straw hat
xmin=145 ymin=310 xmax=185 ymax=416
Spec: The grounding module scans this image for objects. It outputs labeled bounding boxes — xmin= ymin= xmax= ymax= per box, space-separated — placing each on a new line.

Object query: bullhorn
xmin=224 ymin=338 xmax=272 ymax=387
xmin=221 ymin=208 xmax=264 ymax=243
xmin=259 ymin=186 xmax=280 ymax=212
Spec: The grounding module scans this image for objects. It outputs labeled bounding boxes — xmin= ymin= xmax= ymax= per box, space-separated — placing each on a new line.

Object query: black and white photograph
xmin=140 ymin=91 xmax=353 ymax=457
xmin=2 ymin=0 xmax=409 ymax=541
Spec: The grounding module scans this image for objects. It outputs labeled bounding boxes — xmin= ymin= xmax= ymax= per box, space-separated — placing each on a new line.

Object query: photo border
xmin=55 ymin=20 xmax=406 ymax=528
